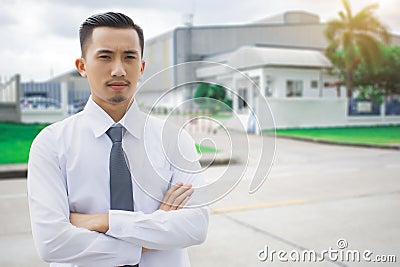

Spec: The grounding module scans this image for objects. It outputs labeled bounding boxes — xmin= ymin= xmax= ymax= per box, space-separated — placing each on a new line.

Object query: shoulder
xmin=31 ymin=112 xmax=84 ymax=148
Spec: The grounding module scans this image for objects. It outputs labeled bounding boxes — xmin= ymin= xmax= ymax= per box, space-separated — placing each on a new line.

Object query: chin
xmin=108 ymin=96 xmax=128 ymax=103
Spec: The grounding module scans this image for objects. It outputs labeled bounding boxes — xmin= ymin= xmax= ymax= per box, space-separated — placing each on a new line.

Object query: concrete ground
xmin=0 ymin=133 xmax=399 ymax=266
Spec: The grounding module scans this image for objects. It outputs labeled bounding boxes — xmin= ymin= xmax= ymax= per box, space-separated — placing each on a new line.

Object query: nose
xmin=111 ymin=60 xmax=126 ymax=77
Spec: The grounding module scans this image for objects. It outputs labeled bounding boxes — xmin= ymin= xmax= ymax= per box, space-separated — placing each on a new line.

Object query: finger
xmin=175 ymin=189 xmax=194 ymax=209
xmin=161 ymin=182 xmax=183 ymax=204
xmin=172 ymin=187 xmax=194 ymax=207
xmin=159 ymin=182 xmax=185 ymax=210
xmin=165 ymin=184 xmax=192 ymax=207
xmin=177 ymin=195 xmax=190 ymax=209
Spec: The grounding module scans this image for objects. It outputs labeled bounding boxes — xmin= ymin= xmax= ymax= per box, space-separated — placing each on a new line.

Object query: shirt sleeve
xmin=107 ymin=129 xmax=210 ymax=250
xmin=107 ymin=207 xmax=209 ymax=250
xmin=27 ymin=126 xmax=142 ymax=267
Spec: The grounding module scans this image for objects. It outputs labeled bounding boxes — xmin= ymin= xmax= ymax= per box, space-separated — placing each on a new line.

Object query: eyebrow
xmin=95 ymin=49 xmax=139 ymax=55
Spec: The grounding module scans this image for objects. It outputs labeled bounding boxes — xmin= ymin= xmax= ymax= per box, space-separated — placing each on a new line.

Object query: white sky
xmin=1 ymin=0 xmax=399 ymax=82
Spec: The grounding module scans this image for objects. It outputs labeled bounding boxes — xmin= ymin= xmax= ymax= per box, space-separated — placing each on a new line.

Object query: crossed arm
xmin=29 ymin=128 xmax=208 ymax=266
xmin=70 ymin=182 xmax=194 ymax=251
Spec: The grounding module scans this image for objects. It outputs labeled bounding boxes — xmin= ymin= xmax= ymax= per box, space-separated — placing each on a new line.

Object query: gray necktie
xmin=107 ymin=126 xmax=139 ymax=267
xmin=107 ymin=125 xmax=134 ymax=211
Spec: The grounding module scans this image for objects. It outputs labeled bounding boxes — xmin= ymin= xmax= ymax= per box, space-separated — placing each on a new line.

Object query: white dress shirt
xmin=27 ymin=97 xmax=209 ymax=267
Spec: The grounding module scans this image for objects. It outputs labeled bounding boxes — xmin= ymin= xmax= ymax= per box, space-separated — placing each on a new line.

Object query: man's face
xmin=76 ymin=27 xmax=145 ymax=109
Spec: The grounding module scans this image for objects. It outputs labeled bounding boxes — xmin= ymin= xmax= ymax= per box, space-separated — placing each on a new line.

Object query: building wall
xmin=50 ymin=71 xmax=89 ymax=91
xmin=266 ymin=98 xmax=347 ymax=129
xmin=0 ymin=74 xmax=21 ymax=122
xmin=263 ymin=67 xmax=341 ymax=98
xmin=142 ymin=32 xmax=174 ymax=90
xmin=175 ymin=24 xmax=328 ymax=61
xmin=21 ymin=82 xmax=69 ymax=123
xmin=139 ymin=15 xmax=400 ymax=130
xmin=248 ymin=98 xmax=400 ymax=131
xmin=48 ymin=71 xmax=91 ymax=108
xmin=145 ymin=20 xmax=400 ymax=81
xmin=0 ymin=103 xmax=20 ymax=122
xmin=143 ymin=22 xmax=330 ymax=92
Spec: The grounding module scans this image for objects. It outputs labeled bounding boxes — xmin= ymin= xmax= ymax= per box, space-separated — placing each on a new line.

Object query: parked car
xmin=20 ymin=96 xmax=61 ymax=110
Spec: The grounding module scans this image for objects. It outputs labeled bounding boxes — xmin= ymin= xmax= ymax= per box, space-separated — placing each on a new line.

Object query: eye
xmin=98 ymin=55 xmax=111 ymax=60
xmin=126 ymin=55 xmax=137 ymax=60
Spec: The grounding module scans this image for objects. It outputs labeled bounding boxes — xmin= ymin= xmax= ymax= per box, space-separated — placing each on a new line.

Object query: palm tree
xmin=325 ymin=0 xmax=390 ymax=97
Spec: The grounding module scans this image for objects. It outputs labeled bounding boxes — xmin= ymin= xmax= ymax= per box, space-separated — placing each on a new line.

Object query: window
xmin=286 ymin=80 xmax=303 ymax=97
xmin=265 ymin=86 xmax=272 ymax=97
xmin=310 ymin=80 xmax=318 ymax=89
xmin=238 ymin=88 xmax=248 ymax=109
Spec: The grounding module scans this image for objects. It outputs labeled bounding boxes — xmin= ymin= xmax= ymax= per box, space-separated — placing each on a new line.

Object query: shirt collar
xmin=121 ymin=100 xmax=145 ymax=140
xmin=83 ymin=96 xmax=145 ymax=139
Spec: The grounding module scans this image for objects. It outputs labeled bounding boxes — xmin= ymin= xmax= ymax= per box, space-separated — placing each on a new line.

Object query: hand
xmin=70 ymin=213 xmax=109 ymax=233
xmin=158 ymin=182 xmax=194 ymax=211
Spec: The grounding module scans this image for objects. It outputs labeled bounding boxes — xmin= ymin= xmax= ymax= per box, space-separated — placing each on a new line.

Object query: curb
xmin=199 ymin=153 xmax=236 ymax=167
xmin=4 ymin=135 xmax=394 ymax=179
xmin=0 ymin=164 xmax=28 ymax=179
xmin=269 ymin=134 xmax=400 ymax=150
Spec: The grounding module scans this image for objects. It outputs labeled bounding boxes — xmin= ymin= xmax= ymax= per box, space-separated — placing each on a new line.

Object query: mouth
xmin=107 ymin=81 xmax=130 ymax=91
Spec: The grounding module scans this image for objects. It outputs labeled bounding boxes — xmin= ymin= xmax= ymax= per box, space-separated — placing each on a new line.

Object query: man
xmin=28 ymin=12 xmax=209 ymax=267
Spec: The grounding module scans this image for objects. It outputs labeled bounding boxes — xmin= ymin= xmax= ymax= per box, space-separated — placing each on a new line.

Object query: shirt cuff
xmin=107 ymin=210 xmax=133 ymax=237
xmin=106 ymin=211 xmax=142 ymax=265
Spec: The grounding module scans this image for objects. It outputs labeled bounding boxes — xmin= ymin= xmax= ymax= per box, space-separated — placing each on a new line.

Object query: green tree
xmin=207 ymin=84 xmax=226 ymax=100
xmin=193 ymin=82 xmax=232 ymax=113
xmin=325 ymin=0 xmax=390 ymax=97
xmin=193 ymin=82 xmax=209 ymax=103
xmin=194 ymin=83 xmax=226 ymax=101
xmin=354 ymin=45 xmax=400 ymax=97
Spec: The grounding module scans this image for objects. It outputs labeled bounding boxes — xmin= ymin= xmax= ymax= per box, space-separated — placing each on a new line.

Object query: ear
xmin=140 ymin=60 xmax=146 ymax=75
xmin=75 ymin=58 xmax=87 ymax=77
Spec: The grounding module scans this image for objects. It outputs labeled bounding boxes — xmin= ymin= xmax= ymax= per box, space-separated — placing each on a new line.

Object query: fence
xmin=21 ymin=81 xmax=61 ymax=101
xmin=152 ymin=109 xmax=222 ymax=135
xmin=177 ymin=110 xmax=222 ymax=135
xmin=348 ymin=98 xmax=381 ymax=116
xmin=385 ymin=98 xmax=400 ymax=116
xmin=146 ymin=97 xmax=400 ymax=135
xmin=348 ymin=97 xmax=400 ymax=117
xmin=21 ymin=81 xmax=90 ymax=115
xmin=2 ymin=73 xmax=400 ymax=128
xmin=0 ymin=75 xmax=19 ymax=103
xmin=252 ymin=97 xmax=400 ymax=132
xmin=18 ymin=81 xmax=91 ymax=123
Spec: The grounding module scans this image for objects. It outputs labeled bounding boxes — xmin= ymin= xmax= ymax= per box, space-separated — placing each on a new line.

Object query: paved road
xmin=1 ymin=134 xmax=399 ymax=266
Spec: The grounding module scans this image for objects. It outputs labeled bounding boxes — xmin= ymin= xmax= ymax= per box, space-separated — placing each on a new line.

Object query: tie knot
xmin=106 ymin=126 xmax=123 ymax=143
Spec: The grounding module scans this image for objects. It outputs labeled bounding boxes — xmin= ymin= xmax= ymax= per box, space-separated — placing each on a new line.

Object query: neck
xmin=106 ymin=104 xmax=128 ymax=122
xmin=92 ymin=96 xmax=133 ymax=122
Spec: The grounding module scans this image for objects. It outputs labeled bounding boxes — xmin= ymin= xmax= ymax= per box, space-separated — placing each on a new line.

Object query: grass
xmin=0 ymin=122 xmax=219 ymax=164
xmin=195 ymin=144 xmax=220 ymax=154
xmin=0 ymin=122 xmax=48 ymax=164
xmin=178 ymin=112 xmax=232 ymax=119
xmin=3 ymin=123 xmax=397 ymax=164
xmin=266 ymin=125 xmax=400 ymax=146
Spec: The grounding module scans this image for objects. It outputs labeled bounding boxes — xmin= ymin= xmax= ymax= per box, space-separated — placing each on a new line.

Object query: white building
xmin=136 ymin=11 xmax=400 ymax=131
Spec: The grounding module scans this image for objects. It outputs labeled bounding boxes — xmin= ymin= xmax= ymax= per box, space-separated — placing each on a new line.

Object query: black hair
xmin=79 ymin=12 xmax=144 ymax=58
